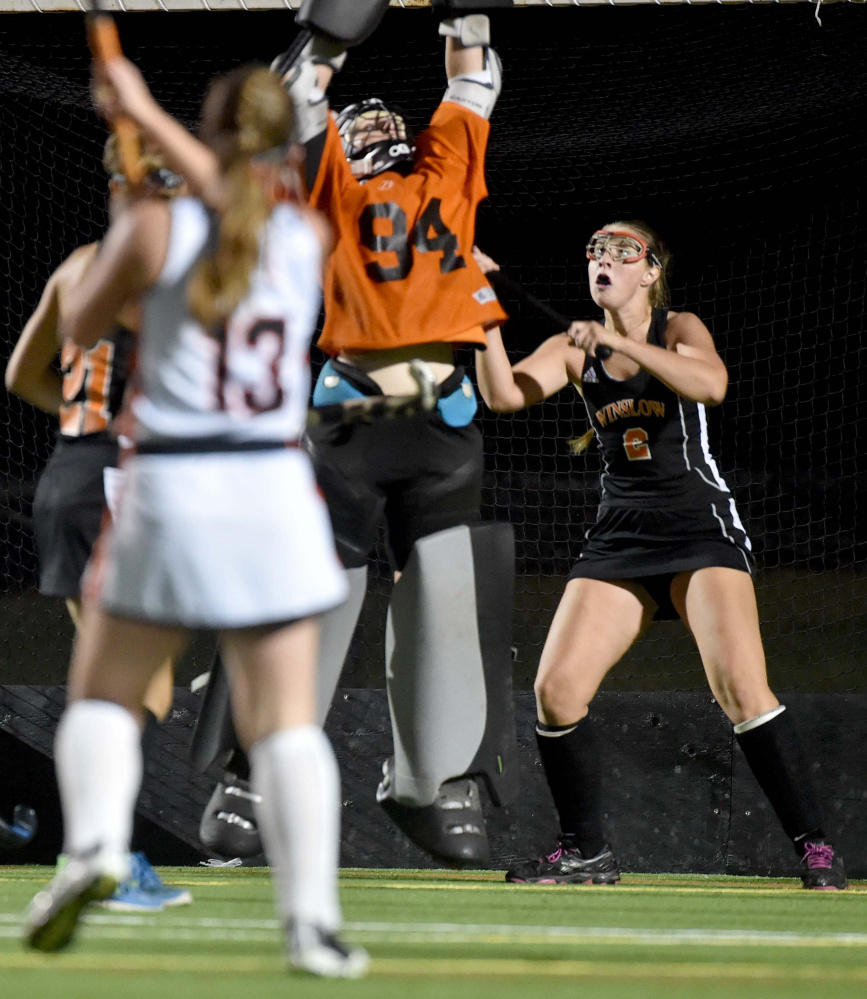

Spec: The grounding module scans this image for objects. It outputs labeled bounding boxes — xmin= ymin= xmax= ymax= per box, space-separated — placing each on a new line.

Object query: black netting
xmin=1 ymin=7 xmax=865 ymax=691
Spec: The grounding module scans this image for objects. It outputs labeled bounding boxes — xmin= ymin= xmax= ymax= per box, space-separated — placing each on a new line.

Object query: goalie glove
xmin=440 ymin=15 xmax=501 ymax=120
xmin=271 ymin=36 xmax=347 ymax=145
xmin=304 ymin=34 xmax=348 ymax=75
xmin=438 ymin=14 xmax=490 ymax=48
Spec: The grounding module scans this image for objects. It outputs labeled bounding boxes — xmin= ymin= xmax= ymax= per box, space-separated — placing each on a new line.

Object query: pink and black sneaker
xmin=505 ymin=836 xmax=620 ymax=885
xmin=800 ymin=840 xmax=848 ymax=890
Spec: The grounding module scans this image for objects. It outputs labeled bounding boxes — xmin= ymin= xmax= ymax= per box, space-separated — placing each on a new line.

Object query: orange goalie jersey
xmin=309 ymin=101 xmax=507 ymax=356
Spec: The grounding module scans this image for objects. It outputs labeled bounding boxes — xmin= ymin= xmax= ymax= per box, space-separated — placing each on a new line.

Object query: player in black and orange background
xmin=270 ymin=2 xmax=520 ymax=866
xmin=473 ymin=228 xmax=847 ymax=891
xmin=4 ymin=137 xmax=191 ymax=910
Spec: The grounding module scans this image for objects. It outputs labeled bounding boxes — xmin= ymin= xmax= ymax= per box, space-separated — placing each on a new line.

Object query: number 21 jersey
xmin=310 ymin=101 xmax=507 ymax=356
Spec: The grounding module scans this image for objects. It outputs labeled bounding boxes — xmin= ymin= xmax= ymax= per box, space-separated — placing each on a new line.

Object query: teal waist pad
xmin=312 ymin=360 xmax=478 ymax=428
xmin=312 ymin=360 xmax=367 ymax=407
xmin=438 ymin=376 xmax=478 ymax=427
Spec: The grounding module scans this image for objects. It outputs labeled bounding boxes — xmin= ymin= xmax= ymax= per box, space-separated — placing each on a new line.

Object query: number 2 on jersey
xmin=360 ymin=198 xmax=466 ymax=283
xmin=623 ymin=427 xmax=652 ymax=461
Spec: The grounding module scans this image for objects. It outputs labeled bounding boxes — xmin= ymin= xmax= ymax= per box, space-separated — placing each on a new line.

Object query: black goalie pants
xmin=304 ymin=408 xmax=484 ymax=571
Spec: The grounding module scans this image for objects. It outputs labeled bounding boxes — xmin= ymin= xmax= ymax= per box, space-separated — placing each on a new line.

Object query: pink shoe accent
xmin=803 ymin=842 xmax=834 ymax=869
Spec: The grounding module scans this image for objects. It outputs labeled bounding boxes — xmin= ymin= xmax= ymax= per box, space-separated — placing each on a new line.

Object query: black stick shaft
xmin=487 ymin=269 xmax=612 ymax=360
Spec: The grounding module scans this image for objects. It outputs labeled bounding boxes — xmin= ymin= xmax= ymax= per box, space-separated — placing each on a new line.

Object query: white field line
xmin=2 ymin=912 xmax=867 ymax=948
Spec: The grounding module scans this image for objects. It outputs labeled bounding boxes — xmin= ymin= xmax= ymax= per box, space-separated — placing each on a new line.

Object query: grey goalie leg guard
xmin=377 ymin=522 xmax=518 ymax=866
xmin=194 ymin=568 xmax=367 ymax=858
xmin=314 ymin=565 xmax=368 ymax=724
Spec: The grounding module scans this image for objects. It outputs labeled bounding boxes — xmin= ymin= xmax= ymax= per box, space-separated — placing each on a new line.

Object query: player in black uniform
xmin=5 ymin=138 xmax=190 ymax=910
xmin=472 ymin=225 xmax=846 ymax=890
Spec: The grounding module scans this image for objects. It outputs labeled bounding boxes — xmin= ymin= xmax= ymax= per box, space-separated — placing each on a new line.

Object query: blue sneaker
xmin=97 ymin=875 xmax=166 ymax=913
xmin=130 ymin=852 xmax=193 ymax=907
xmin=56 ymin=853 xmax=163 ymax=914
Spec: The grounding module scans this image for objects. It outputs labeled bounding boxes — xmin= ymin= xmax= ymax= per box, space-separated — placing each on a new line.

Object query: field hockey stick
xmin=307 ymin=359 xmax=438 ymax=428
xmin=271 ymin=29 xmax=314 ymax=81
xmin=85 ymin=0 xmax=144 ymax=187
xmin=0 ymin=805 xmax=37 ymax=852
xmin=486 ymin=269 xmax=613 ymax=360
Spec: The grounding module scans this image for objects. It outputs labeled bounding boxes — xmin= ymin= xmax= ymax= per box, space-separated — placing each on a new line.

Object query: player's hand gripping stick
xmin=86 ymin=6 xmax=144 ymax=187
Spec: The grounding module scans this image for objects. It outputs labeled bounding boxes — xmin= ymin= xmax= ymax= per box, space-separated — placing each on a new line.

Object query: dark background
xmin=1 ymin=5 xmax=865 ymax=693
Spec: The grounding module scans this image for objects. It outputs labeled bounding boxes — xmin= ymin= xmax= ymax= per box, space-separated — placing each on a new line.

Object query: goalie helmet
xmin=335 ymin=98 xmax=415 ymax=180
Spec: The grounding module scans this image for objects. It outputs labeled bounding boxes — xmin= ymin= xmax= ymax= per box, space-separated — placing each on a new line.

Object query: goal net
xmin=0 ymin=4 xmax=865 ymax=694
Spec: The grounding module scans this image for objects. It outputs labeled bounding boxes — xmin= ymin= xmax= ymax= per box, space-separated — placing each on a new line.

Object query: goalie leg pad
xmin=315 ymin=565 xmax=367 ymax=725
xmin=296 ymin=0 xmax=391 ymax=47
xmin=382 ymin=521 xmax=518 ymax=808
xmin=189 ymin=652 xmax=237 ymax=776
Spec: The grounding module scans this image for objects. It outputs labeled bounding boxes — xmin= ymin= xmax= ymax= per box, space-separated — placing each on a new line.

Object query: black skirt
xmin=569 ymin=503 xmax=753 ymax=620
xmin=32 ymin=434 xmax=118 ymax=599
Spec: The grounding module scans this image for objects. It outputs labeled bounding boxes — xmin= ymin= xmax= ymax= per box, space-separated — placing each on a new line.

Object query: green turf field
xmin=1 ymin=867 xmax=866 ymax=999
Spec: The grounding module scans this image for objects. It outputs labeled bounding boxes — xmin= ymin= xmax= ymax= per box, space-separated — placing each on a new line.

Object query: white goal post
xmin=0 ymin=0 xmax=853 ymax=13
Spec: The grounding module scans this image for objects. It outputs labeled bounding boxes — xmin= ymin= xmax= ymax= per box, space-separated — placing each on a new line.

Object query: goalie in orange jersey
xmin=271 ymin=4 xmax=518 ymax=867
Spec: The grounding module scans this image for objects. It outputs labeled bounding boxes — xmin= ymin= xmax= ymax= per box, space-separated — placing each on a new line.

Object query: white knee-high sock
xmin=250 ymin=725 xmax=341 ymax=931
xmin=55 ymin=699 xmax=142 ymax=863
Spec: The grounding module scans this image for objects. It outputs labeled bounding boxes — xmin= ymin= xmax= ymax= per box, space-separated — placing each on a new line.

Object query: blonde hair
xmin=605 ymin=219 xmax=671 ymax=309
xmin=187 ymin=66 xmax=294 ymax=330
xmin=567 ymin=428 xmax=596 ymax=456
xmin=102 ymin=134 xmax=174 ymax=188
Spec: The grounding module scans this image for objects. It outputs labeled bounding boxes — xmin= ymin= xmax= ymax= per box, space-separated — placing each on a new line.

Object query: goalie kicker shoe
xmin=287 ymin=920 xmax=370 ymax=979
xmin=376 ymin=757 xmax=490 ymax=868
xmin=799 ymin=840 xmax=848 ymax=890
xmin=24 ymin=850 xmax=128 ymax=952
xmin=506 ymin=836 xmax=621 ymax=885
xmin=199 ymin=772 xmax=263 ymax=859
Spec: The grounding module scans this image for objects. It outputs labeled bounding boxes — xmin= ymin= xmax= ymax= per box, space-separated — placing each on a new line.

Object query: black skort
xmin=32 ymin=433 xmax=118 ymax=599
xmin=569 ymin=503 xmax=754 ymax=621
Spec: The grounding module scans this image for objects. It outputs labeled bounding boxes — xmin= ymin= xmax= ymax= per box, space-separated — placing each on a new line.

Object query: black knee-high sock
xmin=131 ymin=709 xmax=160 ymax=853
xmin=735 ymin=708 xmax=826 ymax=855
xmin=536 ymin=717 xmax=606 ymax=858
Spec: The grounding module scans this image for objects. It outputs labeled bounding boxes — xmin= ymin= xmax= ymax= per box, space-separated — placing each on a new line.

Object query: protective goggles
xmin=586 ymin=230 xmax=661 ymax=267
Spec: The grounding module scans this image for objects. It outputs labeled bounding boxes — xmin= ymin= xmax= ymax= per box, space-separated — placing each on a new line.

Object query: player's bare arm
xmin=474 ymin=246 xmax=583 ymax=412
xmin=567 ymin=312 xmax=728 ymax=406
xmin=95 ymin=58 xmax=222 ymax=209
xmin=478 ymin=328 xmax=581 ymax=413
xmin=64 ymin=201 xmax=169 ymax=348
xmin=5 ymin=245 xmax=98 ymax=413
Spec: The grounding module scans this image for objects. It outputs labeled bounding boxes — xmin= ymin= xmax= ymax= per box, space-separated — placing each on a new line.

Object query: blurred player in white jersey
xmin=23 ymin=58 xmax=367 ymax=978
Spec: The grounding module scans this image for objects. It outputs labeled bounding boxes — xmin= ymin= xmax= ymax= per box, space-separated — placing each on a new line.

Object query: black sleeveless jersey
xmin=579 ymin=309 xmax=737 ymax=511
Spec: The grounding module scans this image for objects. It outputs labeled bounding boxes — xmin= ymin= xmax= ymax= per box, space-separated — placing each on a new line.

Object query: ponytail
xmin=187 ymin=67 xmax=294 ymax=330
